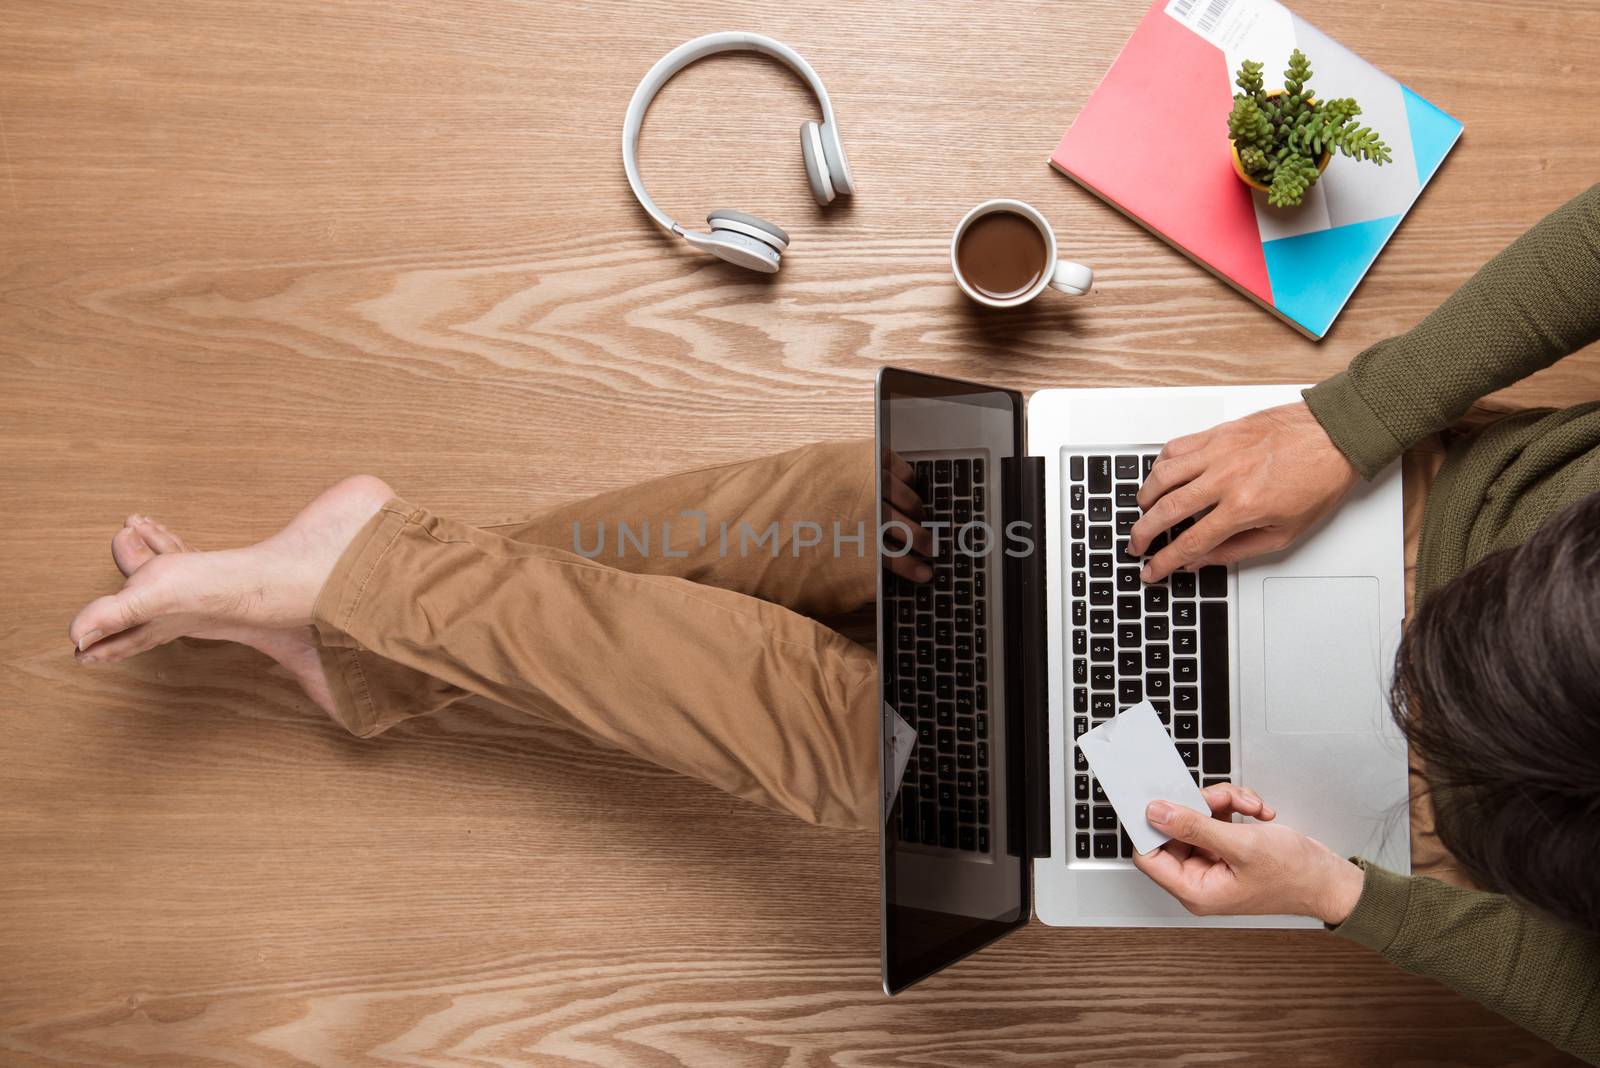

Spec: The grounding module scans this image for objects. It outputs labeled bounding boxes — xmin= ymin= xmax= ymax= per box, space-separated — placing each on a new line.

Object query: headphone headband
xmin=621 ymin=32 xmax=840 ymax=235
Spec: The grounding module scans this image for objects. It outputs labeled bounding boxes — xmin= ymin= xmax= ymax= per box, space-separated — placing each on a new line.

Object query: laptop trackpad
xmin=1263 ymin=576 xmax=1385 ymax=734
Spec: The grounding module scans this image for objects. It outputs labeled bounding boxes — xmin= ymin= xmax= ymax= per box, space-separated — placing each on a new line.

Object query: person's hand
xmin=881 ymin=449 xmax=934 ymax=583
xmin=1128 ymin=402 xmax=1359 ymax=583
xmin=1131 ymin=783 xmax=1365 ymax=925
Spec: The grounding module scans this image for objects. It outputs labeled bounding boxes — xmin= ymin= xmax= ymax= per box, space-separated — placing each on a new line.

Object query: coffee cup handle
xmin=1049 ymin=260 xmax=1094 ymax=297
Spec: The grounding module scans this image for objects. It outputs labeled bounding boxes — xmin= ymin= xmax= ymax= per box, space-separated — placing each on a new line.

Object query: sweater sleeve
xmin=1304 ymin=183 xmax=1600 ymax=479
xmin=1333 ymin=860 xmax=1600 ymax=1064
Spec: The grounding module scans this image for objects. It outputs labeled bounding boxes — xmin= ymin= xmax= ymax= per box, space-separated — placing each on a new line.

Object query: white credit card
xmin=882 ymin=702 xmax=918 ymax=824
xmin=1076 ymin=700 xmax=1211 ymax=855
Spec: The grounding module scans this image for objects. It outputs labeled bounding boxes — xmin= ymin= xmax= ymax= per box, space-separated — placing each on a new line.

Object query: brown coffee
xmin=956 ymin=210 xmax=1049 ymax=301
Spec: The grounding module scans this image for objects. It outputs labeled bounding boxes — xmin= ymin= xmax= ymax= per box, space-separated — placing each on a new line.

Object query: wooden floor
xmin=3 ymin=0 xmax=1597 ymax=1064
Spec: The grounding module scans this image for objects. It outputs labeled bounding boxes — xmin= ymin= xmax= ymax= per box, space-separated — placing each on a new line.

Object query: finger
xmin=888 ymin=552 xmax=933 ymax=583
xmin=1201 ymin=782 xmax=1277 ymax=822
xmin=1141 ymin=508 xmax=1247 ymax=584
xmin=1134 ymin=451 xmax=1208 ymax=515
xmin=1131 ymin=842 xmax=1190 ymax=890
xmin=883 ymin=504 xmax=934 ymax=559
xmin=1187 ymin=527 xmax=1286 ymax=570
xmin=882 ymin=449 xmax=915 ymax=486
xmin=1127 ymin=475 xmax=1223 ymax=562
xmin=1146 ymin=800 xmax=1248 ymax=857
xmin=883 ymin=474 xmax=925 ymax=521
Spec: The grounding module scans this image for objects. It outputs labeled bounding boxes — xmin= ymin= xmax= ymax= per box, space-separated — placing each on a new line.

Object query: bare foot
xmin=70 ymin=476 xmax=395 ymax=716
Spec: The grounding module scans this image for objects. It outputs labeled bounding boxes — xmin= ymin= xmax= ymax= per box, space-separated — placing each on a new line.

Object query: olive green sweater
xmin=1302 ymin=183 xmax=1600 ymax=1063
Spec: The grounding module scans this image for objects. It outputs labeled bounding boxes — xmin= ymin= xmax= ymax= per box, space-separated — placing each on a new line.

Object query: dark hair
xmin=1392 ymin=490 xmax=1600 ymax=934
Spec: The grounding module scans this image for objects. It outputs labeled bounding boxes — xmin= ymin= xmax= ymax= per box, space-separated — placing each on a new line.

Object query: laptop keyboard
xmin=1067 ymin=451 xmax=1234 ymax=863
xmin=883 ymin=455 xmax=993 ymax=854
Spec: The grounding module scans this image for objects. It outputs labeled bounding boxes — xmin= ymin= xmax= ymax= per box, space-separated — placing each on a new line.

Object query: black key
xmin=1144 ymin=585 xmax=1168 ymax=613
xmin=1091 ymin=694 xmax=1116 ymax=718
xmin=1147 ymin=643 xmax=1170 ymax=669
xmin=936 ymin=701 xmax=955 ymax=726
xmin=1116 ymin=539 xmax=1139 ymax=565
xmin=938 ymin=729 xmax=956 ymax=753
xmin=1117 ymin=623 xmax=1140 ymax=647
xmin=1091 ymin=666 xmax=1115 ymax=691
xmin=1150 ymin=699 xmax=1170 ymax=724
xmin=973 ymin=459 xmax=985 ymax=484
xmin=1142 ymin=454 xmax=1156 ymax=477
xmin=1117 ymin=679 xmax=1143 ymax=704
xmin=1174 ymin=714 xmax=1198 ymax=739
xmin=1173 ymin=628 xmax=1197 ymax=655
xmin=1090 ymin=637 xmax=1114 ymax=662
xmin=1173 ymin=602 xmax=1197 ymax=627
xmin=1071 ymin=543 xmax=1086 ymax=569
xmin=974 ymin=630 xmax=987 ymax=656
xmin=1071 ymin=630 xmax=1086 ymax=656
xmin=1092 ymin=780 xmax=1108 ymax=803
xmin=1174 ymin=657 xmax=1197 ymax=684
xmin=1116 ymin=594 xmax=1141 ymax=620
xmin=1114 ymin=455 xmax=1138 ymax=479
xmin=1116 ymin=567 xmax=1141 ymax=592
xmin=1089 ymin=525 xmax=1112 ymax=550
xmin=958 ymin=826 xmax=977 ymax=851
xmin=1075 ymin=776 xmax=1089 ymax=800
xmin=914 ymin=460 xmax=933 ymax=487
xmin=935 ymin=621 xmax=954 ymax=645
xmin=920 ymin=803 xmax=938 ymax=844
xmin=956 ymin=744 xmax=975 ymax=770
xmin=958 ymin=772 xmax=976 ymax=796
xmin=1071 ymin=514 xmax=1085 ymax=540
xmin=1093 ymin=833 xmax=1118 ymax=858
xmin=1199 ymin=565 xmax=1228 ymax=598
xmin=1090 ymin=610 xmax=1113 ymax=634
xmin=1115 ymin=484 xmax=1139 ymax=508
xmin=1070 ymin=455 xmax=1085 ymax=482
xmin=1147 ymin=672 xmax=1170 ymax=698
xmin=973 ymin=486 xmax=985 ymax=511
xmin=1088 ymin=497 xmax=1112 ymax=522
xmin=1202 ymin=777 xmax=1228 ymax=789
xmin=957 ymin=634 xmax=975 ymax=659
xmin=1073 ymin=602 xmax=1087 ymax=627
xmin=976 ymin=713 xmax=989 ymax=738
xmin=1070 ymin=484 xmax=1086 ymax=511
xmin=954 ymin=458 xmax=971 ymax=494
xmin=1143 ymin=617 xmax=1168 ymax=641
xmin=1203 ymin=743 xmax=1230 ymax=775
xmin=1090 ymin=581 xmax=1113 ymax=606
xmin=1176 ymin=742 xmax=1199 ymax=768
xmin=935 ymin=648 xmax=953 ymax=674
xmin=1075 ymin=803 xmax=1091 ymax=829
xmin=1087 ymin=456 xmax=1112 ymax=494
xmin=1117 ymin=650 xmax=1142 ymax=675
xmin=937 ymin=674 xmax=954 ymax=701
xmin=1171 ymin=571 xmax=1197 ymax=598
xmin=1120 ymin=829 xmax=1135 ymax=859
xmin=1115 ymin=510 xmax=1139 ymax=536
xmin=940 ymin=821 xmax=957 ymax=849
xmin=896 ymin=601 xmax=915 ymax=625
xmin=957 ymin=719 xmax=974 ymax=742
xmin=1174 ymin=686 xmax=1198 ymax=712
xmin=917 ymin=721 xmax=935 ymax=747
xmin=1089 ymin=553 xmax=1113 ymax=578
xmin=977 ymin=769 xmax=991 ymax=795
xmin=1093 ymin=807 xmax=1118 ymax=831
xmin=915 ymin=585 xmax=933 ymax=611
xmin=934 ymin=459 xmax=953 ymax=484
xmin=1200 ymin=600 xmax=1231 ymax=739
xmin=1072 ymin=687 xmax=1086 ymax=714
xmin=958 ymin=798 xmax=977 ymax=823
xmin=1075 ymin=748 xmax=1087 ymax=771
xmin=933 ymin=566 xmax=952 ymax=592
xmin=1076 ymin=833 xmax=1092 ymax=859
xmin=1073 ymin=716 xmax=1088 ymax=738
xmin=939 ymin=782 xmax=957 ymax=806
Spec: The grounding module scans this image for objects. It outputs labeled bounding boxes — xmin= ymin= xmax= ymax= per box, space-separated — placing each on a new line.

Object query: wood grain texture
xmin=2 ymin=0 xmax=1597 ymax=1064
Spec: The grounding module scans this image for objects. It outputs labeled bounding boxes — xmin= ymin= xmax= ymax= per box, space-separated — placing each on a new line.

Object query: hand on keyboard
xmin=881 ymin=449 xmax=934 ymax=582
xmin=1131 ymin=782 xmax=1365 ymax=925
xmin=1128 ymin=402 xmax=1359 ymax=582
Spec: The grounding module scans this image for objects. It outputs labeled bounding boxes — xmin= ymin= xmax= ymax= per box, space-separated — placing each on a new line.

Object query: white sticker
xmin=882 ymin=702 xmax=918 ymax=824
xmin=1165 ymin=0 xmax=1279 ymax=52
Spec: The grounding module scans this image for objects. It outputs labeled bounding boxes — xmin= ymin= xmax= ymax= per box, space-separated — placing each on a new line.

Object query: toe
xmin=112 ymin=526 xmax=157 ymax=577
xmin=134 ymin=519 xmax=187 ymax=555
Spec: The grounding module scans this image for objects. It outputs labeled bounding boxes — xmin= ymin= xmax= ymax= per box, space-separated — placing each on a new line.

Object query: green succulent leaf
xmin=1266 ymin=153 xmax=1322 ymax=207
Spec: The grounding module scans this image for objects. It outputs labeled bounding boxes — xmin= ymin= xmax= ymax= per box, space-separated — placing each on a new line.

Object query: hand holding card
xmin=1075 ymin=699 xmax=1210 ymax=855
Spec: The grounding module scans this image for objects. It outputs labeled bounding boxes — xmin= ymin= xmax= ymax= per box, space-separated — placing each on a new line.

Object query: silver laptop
xmin=877 ymin=367 xmax=1408 ymax=993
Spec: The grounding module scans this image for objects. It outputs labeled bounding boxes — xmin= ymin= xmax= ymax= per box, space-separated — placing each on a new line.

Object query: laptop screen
xmin=876 ymin=367 xmax=1031 ymax=994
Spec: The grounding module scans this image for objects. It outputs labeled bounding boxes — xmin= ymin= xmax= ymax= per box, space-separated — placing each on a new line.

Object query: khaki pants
xmin=312 ymin=440 xmax=884 ymax=832
xmin=308 ymin=430 xmax=1476 ymax=847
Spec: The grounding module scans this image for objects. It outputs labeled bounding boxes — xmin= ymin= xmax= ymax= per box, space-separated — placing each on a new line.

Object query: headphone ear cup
xmin=706 ymin=208 xmax=790 ymax=250
xmin=816 ymin=122 xmax=853 ymax=197
xmin=799 ymin=121 xmax=836 ymax=206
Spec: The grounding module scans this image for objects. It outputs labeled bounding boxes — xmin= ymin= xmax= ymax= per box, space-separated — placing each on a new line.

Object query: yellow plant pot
xmin=1230 ymin=90 xmax=1332 ymax=196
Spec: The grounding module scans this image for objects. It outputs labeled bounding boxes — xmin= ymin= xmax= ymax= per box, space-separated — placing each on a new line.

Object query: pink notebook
xmin=1051 ymin=0 xmax=1462 ymax=339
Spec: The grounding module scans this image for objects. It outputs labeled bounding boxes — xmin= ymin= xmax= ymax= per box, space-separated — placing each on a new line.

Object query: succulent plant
xmin=1228 ymin=49 xmax=1393 ymax=207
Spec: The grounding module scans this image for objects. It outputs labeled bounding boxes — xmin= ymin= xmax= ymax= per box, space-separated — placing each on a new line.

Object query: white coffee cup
xmin=951 ymin=198 xmax=1094 ymax=308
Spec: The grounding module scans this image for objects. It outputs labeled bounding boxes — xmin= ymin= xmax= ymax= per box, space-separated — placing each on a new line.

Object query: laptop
xmin=876 ymin=366 xmax=1409 ymax=994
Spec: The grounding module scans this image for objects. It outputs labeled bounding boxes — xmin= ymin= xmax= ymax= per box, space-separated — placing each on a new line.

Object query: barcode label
xmin=1165 ymin=0 xmax=1266 ymax=49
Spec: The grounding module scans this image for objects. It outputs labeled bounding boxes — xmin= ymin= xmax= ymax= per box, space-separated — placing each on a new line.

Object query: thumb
xmin=1147 ymin=800 xmax=1243 ymax=855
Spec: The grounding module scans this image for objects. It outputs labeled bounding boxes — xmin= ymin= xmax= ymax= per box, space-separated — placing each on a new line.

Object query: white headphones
xmin=622 ymin=32 xmax=855 ymax=274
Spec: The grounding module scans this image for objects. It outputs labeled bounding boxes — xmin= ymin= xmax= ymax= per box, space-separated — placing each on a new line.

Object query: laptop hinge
xmin=1002 ymin=455 xmax=1051 ymax=860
